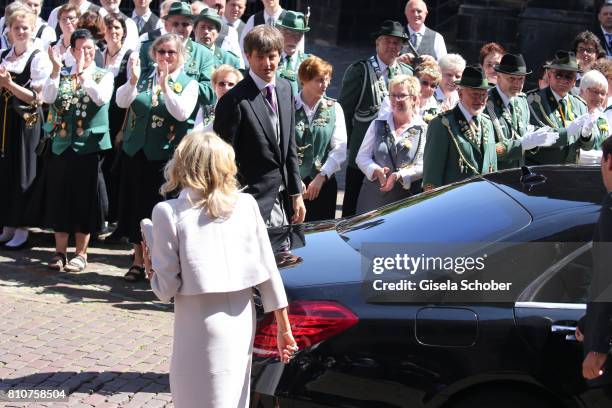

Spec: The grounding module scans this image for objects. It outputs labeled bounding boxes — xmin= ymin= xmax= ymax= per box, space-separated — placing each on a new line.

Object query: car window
xmin=340 ymin=180 xmax=532 ymax=249
xmin=521 ymin=243 xmax=592 ymax=304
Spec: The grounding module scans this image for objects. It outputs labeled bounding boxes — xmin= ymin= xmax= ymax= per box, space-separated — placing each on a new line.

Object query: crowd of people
xmin=1 ymin=0 xmax=612 ymax=276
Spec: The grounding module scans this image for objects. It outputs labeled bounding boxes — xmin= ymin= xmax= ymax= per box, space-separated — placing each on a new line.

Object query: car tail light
xmin=253 ymin=300 xmax=358 ymax=358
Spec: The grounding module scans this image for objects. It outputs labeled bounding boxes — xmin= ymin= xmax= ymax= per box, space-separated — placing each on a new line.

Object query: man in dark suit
xmin=214 ymin=25 xmax=305 ymax=226
xmin=582 ymin=136 xmax=612 ymax=380
xmin=594 ymin=1 xmax=612 ymax=58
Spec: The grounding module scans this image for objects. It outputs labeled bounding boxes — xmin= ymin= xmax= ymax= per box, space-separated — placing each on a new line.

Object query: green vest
xmin=44 ymin=67 xmax=112 ymax=155
xmin=121 ymin=70 xmax=197 ymax=161
xmin=295 ymin=96 xmax=337 ymax=179
xmin=210 ymin=45 xmax=242 ymax=71
xmin=277 ymin=51 xmax=309 ymax=97
xmin=592 ymin=116 xmax=609 ymax=150
xmin=422 ymin=106 xmax=497 ymax=189
xmin=526 ymin=87 xmax=594 ymax=164
xmin=486 ymin=88 xmax=530 ymax=170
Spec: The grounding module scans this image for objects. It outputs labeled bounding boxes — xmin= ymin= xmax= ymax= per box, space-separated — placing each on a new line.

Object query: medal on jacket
xmin=59 ymin=122 xmax=67 ymax=137
xmin=76 ymin=119 xmax=84 ymax=136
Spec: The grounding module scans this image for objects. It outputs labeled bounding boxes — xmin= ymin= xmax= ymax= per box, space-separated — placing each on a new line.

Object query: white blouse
xmin=0 ymin=45 xmax=52 ymax=89
xmin=356 ymin=110 xmax=426 ymax=189
xmin=51 ymin=36 xmax=76 ymax=68
xmin=115 ymin=67 xmax=199 ymax=122
xmin=41 ymin=63 xmax=115 ymax=106
xmin=295 ymin=93 xmax=347 ymax=177
xmin=102 ymin=45 xmax=132 ymax=77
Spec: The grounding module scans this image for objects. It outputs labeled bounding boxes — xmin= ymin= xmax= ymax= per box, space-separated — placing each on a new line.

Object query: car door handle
xmin=551 ymin=324 xmax=578 ymax=341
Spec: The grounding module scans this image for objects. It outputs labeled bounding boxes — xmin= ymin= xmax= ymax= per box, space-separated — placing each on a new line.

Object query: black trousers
xmin=304 ymin=174 xmax=338 ymax=222
xmin=342 ymin=166 xmax=365 ymax=217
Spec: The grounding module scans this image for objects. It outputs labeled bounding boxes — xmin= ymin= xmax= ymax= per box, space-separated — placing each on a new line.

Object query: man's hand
xmin=583 ymin=351 xmax=608 ymax=379
xmin=397 ymin=53 xmax=415 ymax=65
xmin=372 ymin=167 xmax=390 ymax=187
xmin=291 ymin=195 xmax=306 ymax=224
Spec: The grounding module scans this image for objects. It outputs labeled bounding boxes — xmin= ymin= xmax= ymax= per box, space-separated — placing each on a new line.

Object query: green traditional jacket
xmin=338 ymin=55 xmax=413 ymax=170
xmin=422 ymin=106 xmax=497 ymax=189
xmin=591 ymin=116 xmax=609 ymax=150
xmin=526 ymin=87 xmax=595 ymax=164
xmin=140 ymin=39 xmax=215 ymax=107
xmin=295 ymin=96 xmax=337 ymax=180
xmin=209 ymin=44 xmax=242 ymax=71
xmin=486 ymin=87 xmax=530 ymax=170
xmin=121 ymin=70 xmax=198 ymax=161
xmin=44 ymin=66 xmax=112 ymax=155
xmin=277 ymin=51 xmax=309 ymax=97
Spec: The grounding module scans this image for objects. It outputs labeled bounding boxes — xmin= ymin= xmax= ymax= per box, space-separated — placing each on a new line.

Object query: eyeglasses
xmin=60 ymin=16 xmax=78 ymax=23
xmin=216 ymin=81 xmax=236 ymax=87
xmin=389 ymin=93 xmax=410 ymax=101
xmin=156 ymin=49 xmax=177 ymax=56
xmin=420 ymin=79 xmax=439 ymax=89
xmin=553 ymin=71 xmax=576 ymax=81
xmin=577 ymin=46 xmax=597 ymax=54
xmin=171 ymin=21 xmax=192 ymax=28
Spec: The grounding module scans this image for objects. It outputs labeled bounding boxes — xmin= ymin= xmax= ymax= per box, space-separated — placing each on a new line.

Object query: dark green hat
xmin=275 ymin=11 xmax=310 ymax=33
xmin=371 ymin=20 xmax=408 ymax=42
xmin=494 ymin=53 xmax=532 ymax=76
xmin=196 ymin=7 xmax=223 ymax=31
xmin=454 ymin=66 xmax=494 ymax=89
xmin=163 ymin=1 xmax=195 ymax=20
xmin=543 ymin=50 xmax=582 ymax=73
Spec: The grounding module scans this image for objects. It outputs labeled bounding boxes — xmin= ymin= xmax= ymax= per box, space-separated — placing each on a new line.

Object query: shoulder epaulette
xmin=571 ymin=94 xmax=587 ymax=105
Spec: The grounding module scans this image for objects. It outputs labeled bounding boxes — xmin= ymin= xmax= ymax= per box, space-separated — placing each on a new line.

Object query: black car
xmin=251 ymin=165 xmax=612 ymax=408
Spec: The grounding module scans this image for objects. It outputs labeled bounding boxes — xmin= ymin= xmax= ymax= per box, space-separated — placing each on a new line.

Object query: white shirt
xmin=495 ymin=84 xmax=512 ymax=109
xmin=240 ymin=8 xmax=305 ymax=67
xmin=406 ymin=24 xmax=447 ymax=61
xmin=48 ymin=1 xmax=108 ymax=30
xmin=295 ymin=93 xmax=347 ymax=177
xmin=222 ymin=15 xmax=242 ymax=31
xmin=51 ymin=35 xmax=76 ymax=68
xmin=0 ymin=17 xmax=56 ymax=51
xmin=115 ymin=66 xmax=199 ymax=122
xmin=551 ymin=88 xmax=569 ymax=105
xmin=0 ymin=44 xmax=52 ymax=89
xmin=458 ymin=101 xmax=475 ymax=123
xmin=42 ymin=63 xmax=115 ymax=106
xmin=131 ymin=9 xmax=163 ymax=31
xmin=219 ymin=24 xmax=243 ymax=69
xmin=102 ymin=45 xmax=132 ymax=77
xmin=150 ymin=189 xmax=288 ymax=310
xmin=140 ymin=27 xmax=167 ymax=42
xmin=357 ymin=110 xmax=426 ymax=188
xmin=434 ymin=86 xmax=458 ymax=111
xmin=249 ymin=69 xmax=278 ymax=111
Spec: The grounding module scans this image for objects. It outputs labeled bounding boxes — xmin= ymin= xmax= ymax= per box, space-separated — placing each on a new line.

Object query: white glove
xmin=566 ymin=113 xmax=590 ymax=139
xmin=580 ymin=112 xmax=602 ymax=138
xmin=521 ymin=127 xmax=558 ymax=151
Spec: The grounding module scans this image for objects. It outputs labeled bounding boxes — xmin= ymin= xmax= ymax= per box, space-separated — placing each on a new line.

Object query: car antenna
xmin=520 ymin=165 xmax=547 ymax=186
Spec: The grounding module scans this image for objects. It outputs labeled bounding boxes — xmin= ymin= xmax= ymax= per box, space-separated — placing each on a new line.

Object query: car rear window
xmin=339 ymin=179 xmax=531 ymax=250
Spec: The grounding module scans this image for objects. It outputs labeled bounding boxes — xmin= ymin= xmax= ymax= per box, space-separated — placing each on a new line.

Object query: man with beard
xmin=276 ymin=11 xmax=309 ymax=96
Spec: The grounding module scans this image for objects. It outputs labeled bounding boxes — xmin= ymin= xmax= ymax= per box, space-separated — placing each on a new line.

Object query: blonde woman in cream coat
xmin=144 ymin=131 xmax=298 ymax=408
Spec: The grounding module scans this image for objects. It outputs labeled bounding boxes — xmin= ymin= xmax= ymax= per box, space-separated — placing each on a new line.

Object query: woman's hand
xmin=48 ymin=47 xmax=62 ymax=77
xmin=75 ymin=47 xmax=85 ymax=74
xmin=380 ymin=172 xmax=399 ymax=192
xmin=304 ymin=173 xmax=326 ymax=201
xmin=128 ymin=54 xmax=140 ymax=86
xmin=372 ymin=167 xmax=390 ymax=187
xmin=0 ymin=66 xmax=11 ymax=88
xmin=277 ymin=330 xmax=298 ymax=364
xmin=158 ymin=61 xmax=170 ymax=93
xmin=141 ymin=240 xmax=154 ymax=279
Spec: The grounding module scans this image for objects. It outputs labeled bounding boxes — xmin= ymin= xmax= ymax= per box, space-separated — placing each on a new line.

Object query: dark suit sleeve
xmin=585 ymin=195 xmax=612 ymax=353
xmin=213 ymin=92 xmax=241 ymax=147
xmin=338 ymin=62 xmax=365 ymax=144
xmin=285 ymin=91 xmax=302 ymax=196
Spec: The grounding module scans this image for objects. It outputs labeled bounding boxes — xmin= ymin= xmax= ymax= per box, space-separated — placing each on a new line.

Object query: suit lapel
xmin=245 ymin=76 xmax=282 ymax=162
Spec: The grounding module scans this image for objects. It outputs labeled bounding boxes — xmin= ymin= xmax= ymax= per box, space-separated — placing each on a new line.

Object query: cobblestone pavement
xmin=0 ymin=232 xmax=174 ymax=407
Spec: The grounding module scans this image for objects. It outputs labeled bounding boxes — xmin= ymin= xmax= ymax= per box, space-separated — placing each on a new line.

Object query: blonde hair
xmin=212 ymin=64 xmax=243 ymax=84
xmin=161 ymin=132 xmax=240 ymax=218
xmin=6 ymin=3 xmax=36 ymax=29
xmin=388 ymin=74 xmax=420 ymax=97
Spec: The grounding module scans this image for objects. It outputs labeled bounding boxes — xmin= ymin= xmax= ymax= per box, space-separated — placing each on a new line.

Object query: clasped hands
xmin=521 ymin=126 xmax=559 ymax=151
xmin=373 ymin=167 xmax=401 ymax=192
xmin=0 ymin=65 xmax=12 ymax=88
xmin=566 ymin=112 xmax=599 ymax=140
